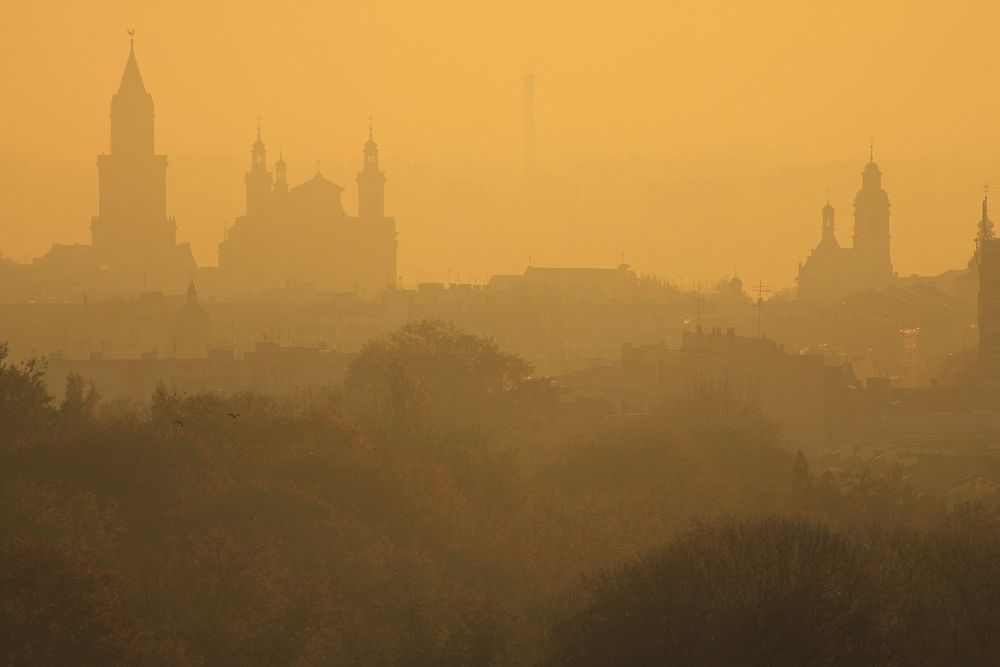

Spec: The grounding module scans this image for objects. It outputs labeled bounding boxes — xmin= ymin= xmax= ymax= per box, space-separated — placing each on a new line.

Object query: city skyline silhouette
xmin=4 ymin=3 xmax=1000 ymax=290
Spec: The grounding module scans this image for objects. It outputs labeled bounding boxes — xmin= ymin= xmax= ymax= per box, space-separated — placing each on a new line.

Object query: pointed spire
xmin=249 ymin=119 xmax=267 ymax=170
xmin=869 ymin=137 xmax=874 ymax=163
xmin=118 ymin=29 xmax=147 ymax=95
xmin=365 ymin=116 xmax=378 ymax=153
xmin=979 ymin=182 xmax=994 ymax=243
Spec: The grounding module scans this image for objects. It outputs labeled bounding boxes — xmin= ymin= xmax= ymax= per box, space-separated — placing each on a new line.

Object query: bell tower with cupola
xmin=852 ymin=143 xmax=893 ymax=283
xmin=245 ymin=120 xmax=273 ymax=216
xmin=357 ymin=120 xmax=386 ymax=219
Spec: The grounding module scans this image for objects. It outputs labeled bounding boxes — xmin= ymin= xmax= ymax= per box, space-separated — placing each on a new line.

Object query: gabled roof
xmin=291 ymin=172 xmax=345 ymax=194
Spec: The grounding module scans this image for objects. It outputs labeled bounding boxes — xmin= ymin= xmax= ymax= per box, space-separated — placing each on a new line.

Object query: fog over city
xmin=4 ymin=3 xmax=1000 ymax=665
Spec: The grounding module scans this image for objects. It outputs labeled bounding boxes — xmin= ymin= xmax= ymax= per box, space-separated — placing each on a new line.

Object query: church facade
xmin=216 ymin=126 xmax=397 ymax=297
xmin=6 ymin=39 xmax=398 ymax=302
xmin=797 ymin=155 xmax=894 ymax=301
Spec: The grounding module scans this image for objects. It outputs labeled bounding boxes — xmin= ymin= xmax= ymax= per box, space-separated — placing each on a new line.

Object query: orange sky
xmin=3 ymin=0 xmax=1000 ymax=289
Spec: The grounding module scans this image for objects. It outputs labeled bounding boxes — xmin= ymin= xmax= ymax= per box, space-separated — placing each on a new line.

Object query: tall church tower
xmin=852 ymin=146 xmax=893 ymax=282
xmin=357 ymin=122 xmax=385 ymax=219
xmin=245 ymin=122 xmax=273 ymax=215
xmin=91 ymin=35 xmax=175 ymax=267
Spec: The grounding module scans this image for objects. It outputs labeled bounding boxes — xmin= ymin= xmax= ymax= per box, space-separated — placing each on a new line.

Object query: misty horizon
xmin=7 ymin=4 xmax=1000 ymax=665
xmin=5 ymin=3 xmax=1000 ymax=289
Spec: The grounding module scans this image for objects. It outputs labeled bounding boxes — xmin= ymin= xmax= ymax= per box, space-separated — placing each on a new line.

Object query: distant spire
xmin=984 ymin=182 xmax=991 ymax=225
xmin=979 ymin=183 xmax=994 ymax=243
xmin=869 ymin=137 xmax=874 ymax=163
xmin=118 ymin=29 xmax=146 ymax=95
xmin=256 ymin=115 xmax=261 ymax=142
xmin=365 ymin=116 xmax=378 ymax=151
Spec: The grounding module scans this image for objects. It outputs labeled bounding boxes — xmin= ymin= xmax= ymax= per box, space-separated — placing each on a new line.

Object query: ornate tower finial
xmin=127 ymin=28 xmax=135 ymax=49
xmin=869 ymin=137 xmax=874 ymax=163
xmin=256 ymin=115 xmax=262 ymax=141
xmin=357 ymin=119 xmax=385 ymax=218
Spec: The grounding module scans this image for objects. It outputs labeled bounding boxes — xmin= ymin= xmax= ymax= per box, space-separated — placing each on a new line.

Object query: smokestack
xmin=523 ymin=73 xmax=535 ymax=178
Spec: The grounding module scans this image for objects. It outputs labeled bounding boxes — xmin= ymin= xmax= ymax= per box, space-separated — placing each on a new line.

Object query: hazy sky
xmin=3 ymin=1 xmax=1000 ymax=289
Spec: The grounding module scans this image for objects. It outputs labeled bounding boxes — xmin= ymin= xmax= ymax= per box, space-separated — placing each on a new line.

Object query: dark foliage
xmin=0 ymin=325 xmax=990 ymax=665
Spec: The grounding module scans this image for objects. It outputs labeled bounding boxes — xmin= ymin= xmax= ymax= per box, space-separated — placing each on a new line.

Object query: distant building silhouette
xmin=34 ymin=37 xmax=195 ymax=296
xmin=217 ymin=123 xmax=397 ymax=296
xmin=979 ymin=228 xmax=1000 ymax=388
xmin=970 ymin=191 xmax=994 ymax=268
xmin=488 ymin=263 xmax=638 ymax=301
xmin=797 ymin=153 xmax=894 ymax=301
xmin=169 ymin=280 xmax=214 ymax=358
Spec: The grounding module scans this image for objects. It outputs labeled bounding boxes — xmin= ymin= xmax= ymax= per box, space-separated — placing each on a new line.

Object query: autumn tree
xmin=0 ymin=342 xmax=52 ymax=438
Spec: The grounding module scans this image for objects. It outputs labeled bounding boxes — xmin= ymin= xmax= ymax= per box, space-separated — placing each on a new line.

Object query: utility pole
xmin=753 ymin=280 xmax=772 ymax=338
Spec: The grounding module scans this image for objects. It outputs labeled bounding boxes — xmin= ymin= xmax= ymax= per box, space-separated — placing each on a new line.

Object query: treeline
xmin=0 ymin=324 xmax=981 ymax=665
xmin=552 ymin=512 xmax=1000 ymax=665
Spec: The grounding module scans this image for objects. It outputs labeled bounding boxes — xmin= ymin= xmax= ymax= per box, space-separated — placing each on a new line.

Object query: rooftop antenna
xmin=753 ymin=280 xmax=772 ymax=338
